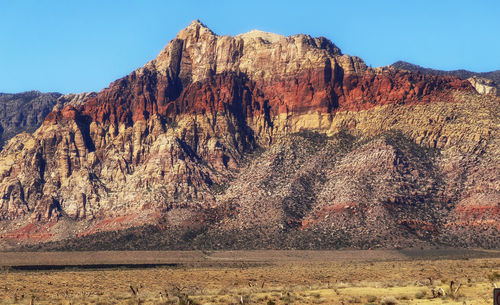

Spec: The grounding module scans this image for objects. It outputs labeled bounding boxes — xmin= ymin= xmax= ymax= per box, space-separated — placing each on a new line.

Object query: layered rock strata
xmin=0 ymin=20 xmax=498 ymax=249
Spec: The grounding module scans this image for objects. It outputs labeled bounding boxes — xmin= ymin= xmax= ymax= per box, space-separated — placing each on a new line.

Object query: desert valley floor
xmin=0 ymin=249 xmax=499 ymax=304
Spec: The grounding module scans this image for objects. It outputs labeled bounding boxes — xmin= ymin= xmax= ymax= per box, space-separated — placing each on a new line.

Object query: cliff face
xmin=0 ymin=21 xmax=498 ymax=250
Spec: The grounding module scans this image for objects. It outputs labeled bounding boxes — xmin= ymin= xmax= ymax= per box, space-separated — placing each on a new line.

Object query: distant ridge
xmin=0 ymin=91 xmax=97 ymax=149
xmin=0 ymin=91 xmax=61 ymax=148
xmin=391 ymin=61 xmax=500 ymax=95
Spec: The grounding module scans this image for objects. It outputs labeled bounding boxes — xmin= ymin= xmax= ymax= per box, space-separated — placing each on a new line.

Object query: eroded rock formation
xmin=467 ymin=76 xmax=497 ymax=96
xmin=0 ymin=20 xmax=498 ymax=250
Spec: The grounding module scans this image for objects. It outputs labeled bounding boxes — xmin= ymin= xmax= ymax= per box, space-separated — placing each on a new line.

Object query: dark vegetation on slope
xmin=20 ymin=131 xmax=499 ymax=251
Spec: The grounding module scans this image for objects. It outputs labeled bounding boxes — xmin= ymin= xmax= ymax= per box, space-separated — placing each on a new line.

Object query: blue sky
xmin=1 ymin=0 xmax=499 ymax=94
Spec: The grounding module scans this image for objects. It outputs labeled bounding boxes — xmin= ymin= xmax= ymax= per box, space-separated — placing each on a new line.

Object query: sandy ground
xmin=0 ymin=249 xmax=499 ymax=304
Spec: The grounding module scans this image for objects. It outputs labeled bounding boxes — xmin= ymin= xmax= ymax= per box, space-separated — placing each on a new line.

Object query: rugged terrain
xmin=391 ymin=61 xmax=500 ymax=96
xmin=0 ymin=20 xmax=498 ymax=250
xmin=0 ymin=91 xmax=96 ymax=149
xmin=0 ymin=91 xmax=61 ymax=148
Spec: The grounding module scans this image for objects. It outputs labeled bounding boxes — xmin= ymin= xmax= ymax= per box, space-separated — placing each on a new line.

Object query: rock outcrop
xmin=467 ymin=76 xmax=497 ymax=96
xmin=0 ymin=21 xmax=498 ymax=250
xmin=52 ymin=92 xmax=97 ymax=111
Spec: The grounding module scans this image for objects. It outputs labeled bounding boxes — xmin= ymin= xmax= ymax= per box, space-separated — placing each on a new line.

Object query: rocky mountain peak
xmin=146 ymin=20 xmax=348 ymax=83
xmin=175 ymin=19 xmax=217 ymax=42
xmin=0 ymin=21 xmax=497 ymax=251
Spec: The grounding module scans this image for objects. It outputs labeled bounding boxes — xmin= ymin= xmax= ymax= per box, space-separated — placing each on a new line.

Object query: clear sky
xmin=1 ymin=0 xmax=499 ymax=94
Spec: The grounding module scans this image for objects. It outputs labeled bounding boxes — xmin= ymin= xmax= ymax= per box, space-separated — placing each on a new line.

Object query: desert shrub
xmin=415 ymin=290 xmax=427 ymax=299
xmin=310 ymin=292 xmax=321 ymax=299
xmin=380 ymin=296 xmax=398 ymax=305
xmin=280 ymin=291 xmax=296 ymax=303
xmin=209 ymin=182 xmax=228 ymax=195
xmin=488 ymin=271 xmax=500 ymax=281
xmin=166 ymin=119 xmax=178 ymax=129
xmin=366 ymin=295 xmax=377 ymax=303
xmin=347 ymin=296 xmax=362 ymax=303
xmin=237 ymin=295 xmax=252 ymax=304
xmin=294 ymin=130 xmax=330 ymax=146
xmin=177 ymin=293 xmax=197 ymax=305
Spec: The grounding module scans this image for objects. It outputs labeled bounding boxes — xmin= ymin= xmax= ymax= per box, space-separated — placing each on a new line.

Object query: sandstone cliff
xmin=0 ymin=20 xmax=498 ymax=250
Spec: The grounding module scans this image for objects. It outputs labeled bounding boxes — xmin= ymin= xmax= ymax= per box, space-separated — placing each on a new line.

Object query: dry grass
xmin=0 ymin=253 xmax=498 ymax=304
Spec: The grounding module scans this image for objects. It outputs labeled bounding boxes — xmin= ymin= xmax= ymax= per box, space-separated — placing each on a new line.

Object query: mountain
xmin=0 ymin=91 xmax=97 ymax=149
xmin=0 ymin=20 xmax=498 ymax=250
xmin=0 ymin=91 xmax=62 ymax=148
xmin=391 ymin=61 xmax=500 ymax=96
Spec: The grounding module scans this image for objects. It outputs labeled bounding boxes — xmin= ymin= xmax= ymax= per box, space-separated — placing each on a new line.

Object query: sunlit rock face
xmin=0 ymin=20 xmax=498 ymax=250
xmin=467 ymin=76 xmax=497 ymax=96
